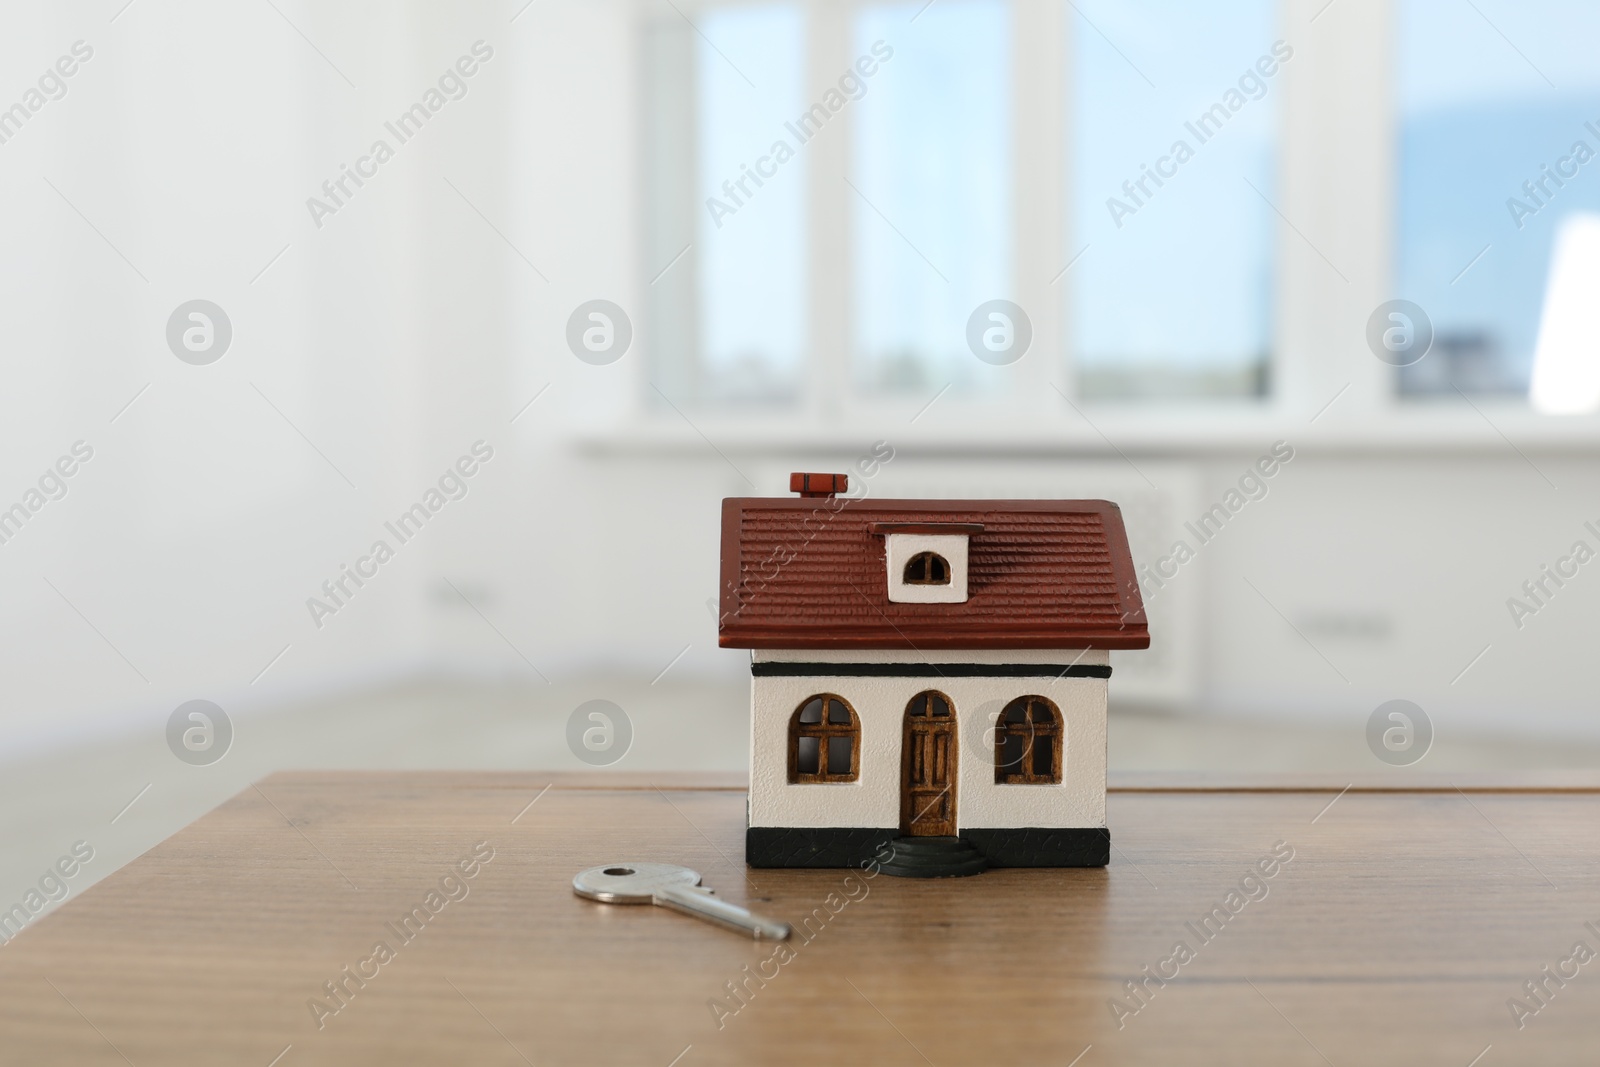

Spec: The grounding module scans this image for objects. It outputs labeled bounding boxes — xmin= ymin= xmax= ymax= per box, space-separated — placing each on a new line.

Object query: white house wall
xmin=748 ymin=664 xmax=1108 ymax=831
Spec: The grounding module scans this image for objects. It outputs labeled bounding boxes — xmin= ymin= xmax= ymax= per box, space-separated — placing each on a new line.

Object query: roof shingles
xmin=719 ymin=497 xmax=1149 ymax=650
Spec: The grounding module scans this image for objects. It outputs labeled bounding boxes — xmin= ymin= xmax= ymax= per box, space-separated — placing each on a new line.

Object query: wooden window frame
xmin=788 ymin=694 xmax=860 ymax=784
xmin=902 ymin=551 xmax=952 ymax=586
xmin=994 ymin=695 xmax=1062 ymax=785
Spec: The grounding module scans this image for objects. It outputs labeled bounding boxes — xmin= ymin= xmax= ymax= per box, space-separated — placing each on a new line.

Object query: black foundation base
xmin=875 ymin=836 xmax=988 ymax=878
xmin=745 ymin=827 xmax=900 ymax=868
xmin=959 ymin=827 xmax=1110 ymax=867
xmin=747 ymin=826 xmax=1110 ymax=869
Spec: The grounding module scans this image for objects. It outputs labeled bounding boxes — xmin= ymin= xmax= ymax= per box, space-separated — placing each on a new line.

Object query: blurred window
xmin=1070 ymin=0 xmax=1277 ymax=401
xmin=1394 ymin=0 xmax=1600 ymax=397
xmin=852 ymin=0 xmax=1012 ymax=397
xmin=645 ymin=3 xmax=807 ymax=405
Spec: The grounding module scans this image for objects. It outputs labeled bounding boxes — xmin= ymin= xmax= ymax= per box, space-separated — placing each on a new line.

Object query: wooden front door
xmin=901 ymin=691 xmax=957 ymax=836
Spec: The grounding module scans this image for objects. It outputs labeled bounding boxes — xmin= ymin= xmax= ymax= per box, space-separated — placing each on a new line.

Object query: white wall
xmin=0 ymin=2 xmax=442 ymax=754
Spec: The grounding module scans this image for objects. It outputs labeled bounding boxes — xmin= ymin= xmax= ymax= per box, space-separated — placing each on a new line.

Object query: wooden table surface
xmin=3 ymin=771 xmax=1598 ymax=1066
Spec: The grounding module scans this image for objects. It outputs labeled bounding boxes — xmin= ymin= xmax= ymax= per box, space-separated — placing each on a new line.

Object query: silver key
xmin=573 ymin=863 xmax=791 ymax=940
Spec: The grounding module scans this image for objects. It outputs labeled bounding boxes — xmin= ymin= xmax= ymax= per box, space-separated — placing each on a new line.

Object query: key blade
xmin=654 ymin=883 xmax=792 ymax=940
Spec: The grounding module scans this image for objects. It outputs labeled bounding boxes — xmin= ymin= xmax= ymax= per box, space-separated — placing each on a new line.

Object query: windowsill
xmin=574 ymin=402 xmax=1600 ymax=457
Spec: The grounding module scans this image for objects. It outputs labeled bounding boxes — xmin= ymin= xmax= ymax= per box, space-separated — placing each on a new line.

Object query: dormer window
xmin=903 ymin=551 xmax=950 ymax=585
xmin=871 ymin=522 xmax=982 ymax=604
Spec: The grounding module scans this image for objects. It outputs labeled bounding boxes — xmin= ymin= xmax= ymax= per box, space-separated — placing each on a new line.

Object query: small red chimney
xmin=790 ymin=472 xmax=848 ymax=497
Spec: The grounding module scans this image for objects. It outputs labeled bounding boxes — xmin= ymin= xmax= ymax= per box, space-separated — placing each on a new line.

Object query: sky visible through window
xmin=1071 ymin=0 xmax=1276 ymax=400
xmin=1395 ymin=0 xmax=1600 ymax=396
xmin=852 ymin=0 xmax=1012 ymax=396
xmin=696 ymin=4 xmax=807 ymax=395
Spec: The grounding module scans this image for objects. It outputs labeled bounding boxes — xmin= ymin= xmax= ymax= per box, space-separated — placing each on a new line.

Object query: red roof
xmin=719 ymin=495 xmax=1149 ymax=650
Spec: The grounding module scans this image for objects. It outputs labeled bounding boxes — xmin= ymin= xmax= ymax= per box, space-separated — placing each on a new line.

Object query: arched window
xmin=994 ymin=695 xmax=1062 ymax=784
xmin=788 ymin=694 xmax=859 ymax=783
xmin=903 ymin=551 xmax=951 ymax=585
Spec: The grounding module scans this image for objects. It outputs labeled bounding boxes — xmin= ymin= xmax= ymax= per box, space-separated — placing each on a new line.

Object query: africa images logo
xmin=704 ymin=40 xmax=894 ymax=229
xmin=166 ymin=300 xmax=232 ymax=365
xmin=306 ymin=441 xmax=494 ymax=629
xmin=305 ymin=41 xmax=494 ymax=229
xmin=1103 ymin=40 xmax=1292 ymax=229
xmin=0 ymin=40 xmax=94 ymax=147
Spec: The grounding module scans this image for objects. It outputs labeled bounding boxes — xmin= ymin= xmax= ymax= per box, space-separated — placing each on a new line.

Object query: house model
xmin=719 ymin=473 xmax=1149 ymax=876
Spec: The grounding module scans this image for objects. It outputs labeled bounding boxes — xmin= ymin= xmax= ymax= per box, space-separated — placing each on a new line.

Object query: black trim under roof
xmin=750 ymin=662 xmax=1111 ymax=679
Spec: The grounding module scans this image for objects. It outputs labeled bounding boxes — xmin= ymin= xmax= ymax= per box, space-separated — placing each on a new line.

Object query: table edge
xmin=251 ymin=769 xmax=1600 ymax=793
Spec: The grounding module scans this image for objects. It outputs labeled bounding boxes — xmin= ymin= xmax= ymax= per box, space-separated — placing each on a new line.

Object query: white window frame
xmin=885 ymin=534 xmax=969 ymax=602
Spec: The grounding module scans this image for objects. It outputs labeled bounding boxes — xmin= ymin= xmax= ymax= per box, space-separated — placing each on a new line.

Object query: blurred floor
xmin=4 ymin=676 xmax=1598 ymax=928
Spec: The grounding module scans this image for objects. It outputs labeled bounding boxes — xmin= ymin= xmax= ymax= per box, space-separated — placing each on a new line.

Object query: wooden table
xmin=3 ymin=772 xmax=1598 ymax=1065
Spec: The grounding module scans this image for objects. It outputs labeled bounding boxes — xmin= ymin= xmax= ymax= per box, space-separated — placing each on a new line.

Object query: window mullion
xmin=805 ymin=0 xmax=853 ymax=420
xmin=1014 ymin=0 xmax=1067 ymax=405
xmin=1277 ymin=0 xmax=1392 ymax=419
